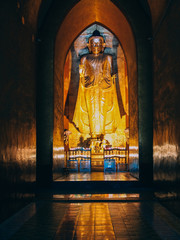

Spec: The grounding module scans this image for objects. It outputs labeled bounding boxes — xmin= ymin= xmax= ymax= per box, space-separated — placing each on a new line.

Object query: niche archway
xmin=53 ymin=0 xmax=138 ymax=178
xmin=37 ymin=0 xmax=153 ymax=185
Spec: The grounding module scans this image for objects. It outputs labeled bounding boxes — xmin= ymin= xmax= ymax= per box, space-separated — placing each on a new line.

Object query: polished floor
xmin=56 ymin=172 xmax=137 ymax=182
xmin=1 ymin=197 xmax=180 ymax=240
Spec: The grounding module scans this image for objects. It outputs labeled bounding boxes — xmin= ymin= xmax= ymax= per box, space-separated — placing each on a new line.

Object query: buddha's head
xmin=87 ymin=30 xmax=106 ymax=55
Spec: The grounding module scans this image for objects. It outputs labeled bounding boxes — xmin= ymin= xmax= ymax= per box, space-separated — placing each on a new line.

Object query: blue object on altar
xmin=80 ymin=159 xmax=91 ymax=172
xmin=67 ymin=159 xmax=78 ymax=172
xmin=104 ymin=159 xmax=116 ymax=172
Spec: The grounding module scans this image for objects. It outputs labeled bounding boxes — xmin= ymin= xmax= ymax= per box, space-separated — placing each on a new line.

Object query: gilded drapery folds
xmin=73 ymin=53 xmax=121 ymax=138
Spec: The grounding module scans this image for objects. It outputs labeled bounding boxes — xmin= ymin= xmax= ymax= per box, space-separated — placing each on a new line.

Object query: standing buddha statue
xmin=73 ymin=30 xmax=121 ymax=139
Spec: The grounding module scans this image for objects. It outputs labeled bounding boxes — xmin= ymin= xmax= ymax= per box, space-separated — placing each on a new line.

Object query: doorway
xmin=37 ymin=0 xmax=153 ymax=187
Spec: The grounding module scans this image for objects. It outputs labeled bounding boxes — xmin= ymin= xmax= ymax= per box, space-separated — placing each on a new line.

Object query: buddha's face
xmin=88 ymin=37 xmax=105 ymax=55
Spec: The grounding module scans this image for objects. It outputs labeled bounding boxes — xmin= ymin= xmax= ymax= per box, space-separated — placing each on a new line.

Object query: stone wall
xmin=151 ymin=0 xmax=180 ymax=187
xmin=0 ymin=0 xmax=41 ymax=189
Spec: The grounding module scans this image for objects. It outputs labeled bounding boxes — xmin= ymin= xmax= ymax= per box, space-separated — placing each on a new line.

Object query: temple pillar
xmin=138 ymin=37 xmax=153 ymax=186
xmin=36 ymin=38 xmax=54 ymax=186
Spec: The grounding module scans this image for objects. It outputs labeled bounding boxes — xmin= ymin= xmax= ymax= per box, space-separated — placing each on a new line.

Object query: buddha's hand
xmin=79 ymin=64 xmax=85 ymax=77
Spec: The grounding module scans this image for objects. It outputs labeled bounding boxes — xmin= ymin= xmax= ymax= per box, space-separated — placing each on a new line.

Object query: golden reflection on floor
xmin=54 ymin=202 xmax=164 ymax=240
xmin=55 ymin=203 xmax=116 ymax=240
xmin=53 ymin=193 xmax=140 ymax=201
xmin=56 ymin=172 xmax=137 ymax=181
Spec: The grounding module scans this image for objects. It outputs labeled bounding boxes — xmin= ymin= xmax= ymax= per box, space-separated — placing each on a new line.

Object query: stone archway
xmin=36 ymin=0 xmax=153 ymax=186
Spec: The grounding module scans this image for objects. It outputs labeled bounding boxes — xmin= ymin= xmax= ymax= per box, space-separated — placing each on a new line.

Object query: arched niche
xmin=54 ymin=0 xmax=138 ymax=178
xmin=37 ymin=0 xmax=153 ymax=186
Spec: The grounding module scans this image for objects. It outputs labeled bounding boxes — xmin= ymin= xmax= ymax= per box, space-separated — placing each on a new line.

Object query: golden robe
xmin=73 ymin=53 xmax=121 ymax=137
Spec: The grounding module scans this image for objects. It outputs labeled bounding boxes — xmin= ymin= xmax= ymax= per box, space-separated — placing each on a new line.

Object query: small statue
xmin=73 ymin=30 xmax=121 ymax=138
